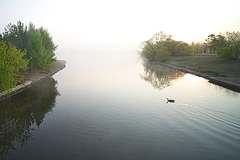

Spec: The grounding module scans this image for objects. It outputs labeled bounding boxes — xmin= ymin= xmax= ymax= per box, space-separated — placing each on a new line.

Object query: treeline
xmin=0 ymin=21 xmax=57 ymax=92
xmin=206 ymin=32 xmax=240 ymax=60
xmin=141 ymin=31 xmax=240 ymax=61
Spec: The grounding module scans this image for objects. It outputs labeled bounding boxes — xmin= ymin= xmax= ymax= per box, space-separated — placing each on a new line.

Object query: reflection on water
xmin=141 ymin=60 xmax=239 ymax=98
xmin=140 ymin=61 xmax=185 ymax=90
xmin=0 ymin=78 xmax=59 ymax=159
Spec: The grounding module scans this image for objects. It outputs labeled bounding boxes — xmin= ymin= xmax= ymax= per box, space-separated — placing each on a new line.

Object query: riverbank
xmin=0 ymin=60 xmax=66 ymax=102
xmin=157 ymin=54 xmax=240 ymax=92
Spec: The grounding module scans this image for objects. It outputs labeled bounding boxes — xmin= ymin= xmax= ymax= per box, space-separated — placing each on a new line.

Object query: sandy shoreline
xmin=0 ymin=60 xmax=66 ymax=102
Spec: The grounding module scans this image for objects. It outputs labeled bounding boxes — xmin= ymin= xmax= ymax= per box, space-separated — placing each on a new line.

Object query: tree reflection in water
xmin=140 ymin=61 xmax=185 ymax=90
xmin=0 ymin=77 xmax=59 ymax=159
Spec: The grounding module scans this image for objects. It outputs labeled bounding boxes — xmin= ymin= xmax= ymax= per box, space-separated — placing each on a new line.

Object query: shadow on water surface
xmin=140 ymin=60 xmax=185 ymax=90
xmin=0 ymin=77 xmax=59 ymax=159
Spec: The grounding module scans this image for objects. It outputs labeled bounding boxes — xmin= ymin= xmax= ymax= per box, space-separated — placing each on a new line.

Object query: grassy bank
xmin=165 ymin=54 xmax=240 ymax=85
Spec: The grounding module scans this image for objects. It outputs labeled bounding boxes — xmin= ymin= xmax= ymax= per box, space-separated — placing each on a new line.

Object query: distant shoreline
xmin=154 ymin=56 xmax=240 ymax=93
xmin=0 ymin=60 xmax=66 ymax=102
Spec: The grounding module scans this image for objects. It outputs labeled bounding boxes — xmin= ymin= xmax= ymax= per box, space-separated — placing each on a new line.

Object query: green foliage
xmin=205 ymin=33 xmax=227 ymax=53
xmin=142 ymin=41 xmax=171 ymax=61
xmin=217 ymin=45 xmax=231 ymax=59
xmin=154 ymin=43 xmax=171 ymax=61
xmin=2 ymin=21 xmax=57 ymax=71
xmin=141 ymin=31 xmax=190 ymax=61
xmin=26 ymin=23 xmax=44 ymax=70
xmin=26 ymin=23 xmax=56 ymax=71
xmin=142 ymin=41 xmax=156 ymax=60
xmin=2 ymin=21 xmax=28 ymax=51
xmin=38 ymin=27 xmax=57 ymax=70
xmin=190 ymin=42 xmax=208 ymax=54
xmin=208 ymin=31 xmax=240 ymax=60
xmin=0 ymin=40 xmax=28 ymax=92
xmin=225 ymin=31 xmax=240 ymax=60
xmin=167 ymin=40 xmax=191 ymax=56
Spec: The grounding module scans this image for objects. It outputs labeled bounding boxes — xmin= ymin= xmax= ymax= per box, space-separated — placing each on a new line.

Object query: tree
xmin=2 ymin=21 xmax=28 ymax=52
xmin=167 ymin=41 xmax=191 ymax=56
xmin=141 ymin=40 xmax=157 ymax=60
xmin=216 ymin=31 xmax=240 ymax=60
xmin=190 ymin=42 xmax=208 ymax=54
xmin=38 ymin=27 xmax=57 ymax=70
xmin=26 ymin=23 xmax=44 ymax=70
xmin=225 ymin=31 xmax=240 ymax=60
xmin=0 ymin=40 xmax=28 ymax=92
xmin=142 ymin=39 xmax=171 ymax=61
xmin=148 ymin=31 xmax=173 ymax=44
xmin=2 ymin=21 xmax=57 ymax=71
xmin=154 ymin=43 xmax=171 ymax=61
xmin=217 ymin=45 xmax=231 ymax=59
xmin=141 ymin=31 xmax=191 ymax=61
xmin=206 ymin=33 xmax=227 ymax=53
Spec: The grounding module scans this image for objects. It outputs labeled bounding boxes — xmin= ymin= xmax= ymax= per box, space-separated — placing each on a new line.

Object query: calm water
xmin=1 ymin=52 xmax=240 ymax=160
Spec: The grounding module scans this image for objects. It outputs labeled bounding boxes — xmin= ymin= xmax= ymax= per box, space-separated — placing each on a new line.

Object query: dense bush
xmin=142 ymin=41 xmax=171 ymax=61
xmin=0 ymin=40 xmax=28 ymax=92
xmin=141 ymin=31 xmax=191 ymax=61
xmin=167 ymin=40 xmax=191 ymax=56
xmin=217 ymin=45 xmax=231 ymax=59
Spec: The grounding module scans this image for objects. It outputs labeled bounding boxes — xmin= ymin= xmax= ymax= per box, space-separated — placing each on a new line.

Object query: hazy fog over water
xmin=1 ymin=0 xmax=240 ymax=59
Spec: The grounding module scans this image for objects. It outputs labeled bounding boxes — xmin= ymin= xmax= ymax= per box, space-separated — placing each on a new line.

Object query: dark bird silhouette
xmin=166 ymin=98 xmax=175 ymax=103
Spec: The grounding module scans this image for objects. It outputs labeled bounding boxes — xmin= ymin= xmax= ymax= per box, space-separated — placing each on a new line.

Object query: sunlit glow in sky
xmin=1 ymin=0 xmax=240 ymax=54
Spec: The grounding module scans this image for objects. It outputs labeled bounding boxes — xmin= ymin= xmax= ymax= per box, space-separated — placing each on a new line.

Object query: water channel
xmin=1 ymin=52 xmax=240 ymax=160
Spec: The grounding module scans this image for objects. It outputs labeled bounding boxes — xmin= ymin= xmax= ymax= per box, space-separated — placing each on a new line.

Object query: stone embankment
xmin=0 ymin=60 xmax=66 ymax=102
xmin=156 ymin=61 xmax=240 ymax=92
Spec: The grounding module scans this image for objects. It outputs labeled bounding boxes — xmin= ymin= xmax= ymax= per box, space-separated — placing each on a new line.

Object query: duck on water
xmin=166 ymin=98 xmax=175 ymax=103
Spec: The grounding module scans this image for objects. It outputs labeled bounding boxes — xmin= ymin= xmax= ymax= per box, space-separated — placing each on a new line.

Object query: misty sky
xmin=1 ymin=0 xmax=240 ymax=55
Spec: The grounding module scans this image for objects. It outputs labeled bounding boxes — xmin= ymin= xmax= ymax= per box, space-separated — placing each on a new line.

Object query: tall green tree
xmin=2 ymin=21 xmax=28 ymax=51
xmin=38 ymin=27 xmax=57 ymax=70
xmin=26 ymin=23 xmax=44 ymax=70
